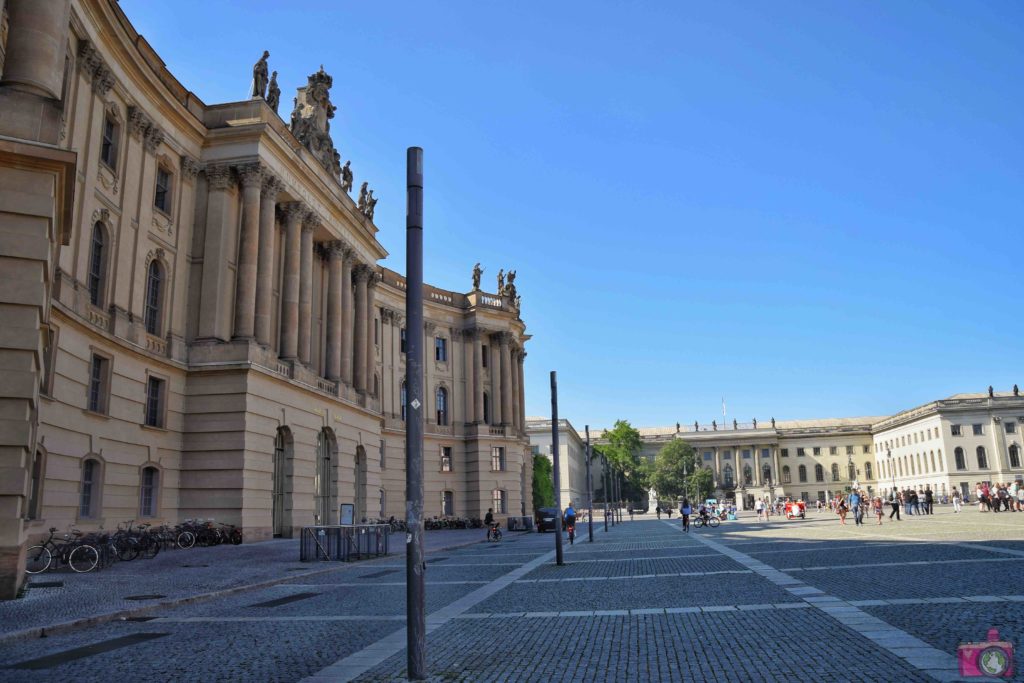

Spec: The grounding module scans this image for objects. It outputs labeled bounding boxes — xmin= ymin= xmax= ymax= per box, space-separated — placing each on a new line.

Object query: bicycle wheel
xmin=25 ymin=545 xmax=52 ymax=574
xmin=708 ymin=517 xmax=720 ymax=528
xmin=116 ymin=538 xmax=140 ymax=561
xmin=69 ymin=544 xmax=99 ymax=573
xmin=230 ymin=530 xmax=243 ymax=545
xmin=141 ymin=537 xmax=160 ymax=559
xmin=176 ymin=531 xmax=195 ymax=549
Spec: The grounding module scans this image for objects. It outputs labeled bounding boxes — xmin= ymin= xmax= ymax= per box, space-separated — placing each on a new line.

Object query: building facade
xmin=525 ymin=418 xmax=597 ymax=511
xmin=0 ymin=0 xmax=532 ymax=597
xmin=593 ymin=390 xmax=1024 ymax=508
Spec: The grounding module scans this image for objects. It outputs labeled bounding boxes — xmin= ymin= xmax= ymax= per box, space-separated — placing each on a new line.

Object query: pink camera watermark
xmin=958 ymin=628 xmax=1014 ymax=678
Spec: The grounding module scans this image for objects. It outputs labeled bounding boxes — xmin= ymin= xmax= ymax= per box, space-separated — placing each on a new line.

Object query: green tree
xmin=650 ymin=440 xmax=715 ymax=503
xmin=594 ymin=421 xmax=650 ymax=506
xmin=532 ymin=454 xmax=554 ymax=511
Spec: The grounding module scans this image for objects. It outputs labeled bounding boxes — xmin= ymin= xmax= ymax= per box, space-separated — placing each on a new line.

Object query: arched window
xmin=864 ymin=462 xmax=873 ymax=479
xmin=442 ymin=490 xmax=454 ymax=516
xmin=937 ymin=448 xmax=943 ymax=471
xmin=930 ymin=451 xmax=936 ymax=472
xmin=762 ymin=464 xmax=771 ymax=483
xmin=482 ymin=392 xmax=490 ymax=424
xmin=917 ymin=453 xmax=924 ymax=473
xmin=830 ymin=463 xmax=840 ymax=482
xmin=88 ymin=222 xmax=107 ymax=307
xmin=435 ymin=387 xmax=448 ymax=426
xmin=80 ymin=458 xmax=101 ymax=518
xmin=1010 ymin=445 xmax=1021 ymax=469
xmin=848 ymin=463 xmax=856 ymax=481
xmin=781 ymin=465 xmax=791 ymax=484
xmin=379 ymin=489 xmax=387 ymax=518
xmin=954 ymin=447 xmax=966 ymax=470
xmin=144 ymin=259 xmax=164 ymax=336
xmin=140 ymin=466 xmax=160 ymax=517
xmin=373 ymin=374 xmax=379 ymax=397
xmin=722 ymin=464 xmax=734 ymax=487
xmin=798 ymin=465 xmax=807 ymax=483
xmin=976 ymin=446 xmax=988 ymax=469
xmin=400 ymin=382 xmax=407 ymax=421
xmin=743 ymin=465 xmax=752 ymax=486
xmin=27 ymin=449 xmax=45 ymax=520
xmin=814 ymin=464 xmax=824 ymax=482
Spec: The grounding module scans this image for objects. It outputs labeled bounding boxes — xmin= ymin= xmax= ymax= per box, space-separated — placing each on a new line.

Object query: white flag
xmin=722 ymin=397 xmax=726 ymax=417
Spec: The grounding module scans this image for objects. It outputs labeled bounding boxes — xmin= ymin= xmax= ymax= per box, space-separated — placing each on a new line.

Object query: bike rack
xmin=299 ymin=524 xmax=391 ymax=562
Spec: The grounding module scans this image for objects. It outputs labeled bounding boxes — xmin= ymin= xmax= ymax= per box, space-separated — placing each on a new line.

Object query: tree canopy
xmin=650 ymin=440 xmax=715 ymax=503
xmin=531 ymin=454 xmax=554 ymax=511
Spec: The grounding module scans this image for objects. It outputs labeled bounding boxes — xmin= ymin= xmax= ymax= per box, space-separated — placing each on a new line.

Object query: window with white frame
xmin=441 ymin=446 xmax=453 ymax=472
xmin=154 ymin=166 xmax=172 ymax=214
xmin=491 ymin=446 xmax=505 ymax=472
xmin=80 ymin=458 xmax=101 ymax=518
xmin=87 ymin=353 xmax=111 ymax=414
xmin=491 ymin=488 xmax=507 ymax=514
xmin=145 ymin=376 xmax=166 ymax=428
xmin=140 ymin=466 xmax=159 ymax=517
xmin=434 ymin=337 xmax=447 ymax=362
xmin=100 ymin=113 xmax=120 ymax=169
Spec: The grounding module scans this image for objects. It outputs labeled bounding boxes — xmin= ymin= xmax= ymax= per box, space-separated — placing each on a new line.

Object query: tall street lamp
xmin=886 ymin=449 xmax=896 ymax=495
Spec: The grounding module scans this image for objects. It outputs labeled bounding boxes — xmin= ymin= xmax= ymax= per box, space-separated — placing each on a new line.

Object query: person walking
xmin=681 ymin=498 xmax=692 ymax=533
xmin=849 ymin=489 xmax=863 ymax=526
xmin=655 ymin=505 xmax=662 ymax=520
xmin=924 ymin=487 xmax=934 ymax=515
xmin=872 ymin=496 xmax=884 ymax=525
xmin=888 ymin=490 xmax=901 ymax=521
xmin=952 ymin=488 xmax=962 ymax=513
xmin=837 ymin=497 xmax=848 ymax=525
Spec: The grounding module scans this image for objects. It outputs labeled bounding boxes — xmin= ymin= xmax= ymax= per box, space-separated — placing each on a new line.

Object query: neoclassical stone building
xmin=0 ymin=0 xmax=531 ymax=596
xmin=593 ymin=390 xmax=1024 ymax=508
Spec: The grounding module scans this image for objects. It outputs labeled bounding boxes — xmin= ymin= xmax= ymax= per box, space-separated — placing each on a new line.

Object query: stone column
xmin=278 ymin=202 xmax=305 ymax=359
xmin=340 ymin=247 xmax=354 ymax=385
xmin=499 ymin=333 xmax=513 ymax=426
xmin=324 ymin=242 xmax=344 ymax=380
xmin=365 ymin=274 xmax=377 ymax=393
xmin=298 ymin=213 xmax=318 ymax=365
xmin=232 ymin=163 xmax=263 ymax=339
xmin=463 ymin=329 xmax=475 ymax=424
xmin=352 ymin=264 xmax=372 ymax=392
xmin=517 ymin=350 xmax=526 ymax=430
xmin=473 ymin=330 xmax=484 ymax=423
xmin=490 ymin=333 xmax=502 ymax=425
xmin=0 ymin=0 xmax=71 ymax=99
xmin=254 ymin=176 xmax=281 ymax=346
xmin=714 ymin=447 xmax=722 ymax=487
xmin=509 ymin=346 xmax=520 ymax=432
xmin=198 ymin=165 xmax=236 ymax=341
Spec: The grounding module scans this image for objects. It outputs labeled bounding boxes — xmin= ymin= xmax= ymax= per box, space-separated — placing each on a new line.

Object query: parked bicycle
xmin=25 ymin=527 xmax=99 ymax=574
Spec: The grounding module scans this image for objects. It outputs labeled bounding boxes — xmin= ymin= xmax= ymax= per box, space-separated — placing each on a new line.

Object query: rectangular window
xmin=80 ymin=460 xmax=97 ymax=518
xmin=492 ymin=489 xmax=507 ymax=514
xmin=374 ymin=318 xmax=379 ymax=345
xmin=154 ymin=168 xmax=171 ymax=214
xmin=140 ymin=467 xmax=159 ymax=517
xmin=100 ymin=116 xmax=118 ymax=169
xmin=145 ymin=376 xmax=165 ymax=428
xmin=481 ymin=345 xmax=488 ymax=367
xmin=491 ymin=446 xmax=505 ymax=472
xmin=531 ymin=445 xmax=541 ymax=456
xmin=87 ymin=354 xmax=110 ymax=414
xmin=441 ymin=446 xmax=453 ymax=472
xmin=703 ymin=451 xmax=713 ymax=461
xmin=797 ymin=448 xmax=805 ymax=457
xmin=863 ymin=445 xmax=871 ymax=454
xmin=813 ymin=447 xmax=821 ymax=456
xmin=1005 ymin=422 xmax=1016 ymax=434
xmin=435 ymin=337 xmax=447 ymax=362
xmin=951 ymin=424 xmax=962 ymax=436
xmin=972 ymin=424 xmax=983 ymax=436
xmin=781 ymin=449 xmax=789 ymax=458
xmin=742 ymin=449 xmax=751 ymax=459
xmin=829 ymin=447 xmax=837 ymax=455
xmin=379 ymin=440 xmax=386 ymax=470
xmin=760 ymin=448 xmax=770 ymax=459
xmin=41 ymin=326 xmax=57 ymax=396
xmin=400 ymin=328 xmax=407 ymax=354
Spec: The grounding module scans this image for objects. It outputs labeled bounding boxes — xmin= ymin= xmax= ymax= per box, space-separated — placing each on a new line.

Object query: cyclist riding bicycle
xmin=563 ymin=502 xmax=576 ymax=533
xmin=484 ymin=508 xmax=497 ymax=541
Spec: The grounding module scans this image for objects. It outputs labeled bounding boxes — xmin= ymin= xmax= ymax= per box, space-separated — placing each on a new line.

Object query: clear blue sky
xmin=123 ymin=0 xmax=1023 ymax=429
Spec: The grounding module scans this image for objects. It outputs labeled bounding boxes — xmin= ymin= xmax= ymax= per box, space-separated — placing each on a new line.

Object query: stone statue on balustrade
xmin=288 ymin=65 xmax=342 ymax=178
xmin=341 ymin=161 xmax=353 ymax=193
xmin=365 ymin=191 xmax=378 ymax=220
xmin=357 ymin=182 xmax=368 ymax=212
xmin=251 ymin=50 xmax=270 ymax=99
xmin=497 ymin=269 xmax=505 ymax=293
xmin=514 ymin=295 xmax=521 ymax=309
xmin=266 ymin=71 xmax=280 ymax=113
xmin=733 ymin=419 xmax=738 ymax=430
xmin=471 ymin=263 xmax=483 ymax=290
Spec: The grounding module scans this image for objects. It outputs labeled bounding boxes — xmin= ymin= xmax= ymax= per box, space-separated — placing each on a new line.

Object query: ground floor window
xmin=491 ymin=488 xmax=507 ymax=514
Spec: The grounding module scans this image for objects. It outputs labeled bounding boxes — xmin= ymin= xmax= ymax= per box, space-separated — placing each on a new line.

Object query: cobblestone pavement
xmin=0 ymin=508 xmax=1020 ymax=682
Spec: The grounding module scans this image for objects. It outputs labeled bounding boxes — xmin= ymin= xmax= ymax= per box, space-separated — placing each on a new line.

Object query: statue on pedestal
xmin=289 ymin=65 xmax=342 ymax=178
xmin=251 ymin=50 xmax=270 ymax=99
xmin=357 ymin=182 xmax=368 ymax=213
xmin=471 ymin=263 xmax=483 ymax=290
xmin=497 ymin=269 xmax=505 ymax=293
xmin=365 ymin=191 xmax=378 ymax=220
xmin=266 ymin=71 xmax=280 ymax=113
xmin=341 ymin=161 xmax=353 ymax=193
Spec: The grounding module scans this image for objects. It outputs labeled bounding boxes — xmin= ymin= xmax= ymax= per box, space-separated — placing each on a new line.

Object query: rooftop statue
xmin=471 ymin=263 xmax=483 ymax=290
xmin=753 ymin=418 xmax=758 ymax=428
xmin=251 ymin=50 xmax=270 ymax=99
xmin=357 ymin=182 xmax=368 ymax=213
xmin=289 ymin=65 xmax=342 ymax=179
xmin=771 ymin=417 xmax=776 ymax=428
xmin=497 ymin=269 xmax=505 ymax=293
xmin=733 ymin=419 xmax=738 ymax=430
xmin=989 ymin=385 xmax=995 ymax=397
xmin=341 ymin=161 xmax=353 ymax=193
xmin=365 ymin=190 xmax=378 ymax=220
xmin=266 ymin=71 xmax=280 ymax=113
xmin=1015 ymin=384 xmax=1020 ymax=397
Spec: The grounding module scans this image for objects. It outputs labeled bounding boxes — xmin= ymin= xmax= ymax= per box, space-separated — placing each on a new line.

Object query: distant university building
xmin=592 ymin=390 xmax=1024 ymax=509
xmin=525 ymin=418 xmax=597 ymax=510
xmin=0 ymin=0 xmax=531 ymax=597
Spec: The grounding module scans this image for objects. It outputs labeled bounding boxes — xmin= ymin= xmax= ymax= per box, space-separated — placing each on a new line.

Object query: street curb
xmin=0 ymin=533 xmax=507 ymax=645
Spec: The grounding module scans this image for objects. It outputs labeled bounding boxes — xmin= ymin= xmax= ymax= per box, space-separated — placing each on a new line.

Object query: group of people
xmin=974 ymin=482 xmax=1024 ymax=512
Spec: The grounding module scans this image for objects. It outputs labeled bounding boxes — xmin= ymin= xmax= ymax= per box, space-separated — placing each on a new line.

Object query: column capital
xmin=261 ymin=173 xmax=284 ymax=197
xmin=325 ymin=240 xmax=346 ymax=259
xmin=461 ymin=327 xmax=478 ymax=342
xmin=181 ymin=156 xmax=201 ymax=181
xmin=493 ymin=331 xmax=512 ymax=346
xmin=280 ymin=201 xmax=307 ymax=222
xmin=352 ymin=263 xmax=375 ymax=284
xmin=302 ymin=211 xmax=321 ymax=233
xmin=205 ymin=163 xmax=236 ymax=190
xmin=424 ymin=321 xmax=436 ymax=334
xmin=236 ymin=162 xmax=264 ymax=188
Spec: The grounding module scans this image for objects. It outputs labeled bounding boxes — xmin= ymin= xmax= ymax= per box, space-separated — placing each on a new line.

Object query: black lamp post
xmin=886 ymin=449 xmax=896 ymax=495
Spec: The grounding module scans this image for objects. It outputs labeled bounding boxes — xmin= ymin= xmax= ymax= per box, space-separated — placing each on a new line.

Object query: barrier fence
xmin=299 ymin=524 xmax=391 ymax=562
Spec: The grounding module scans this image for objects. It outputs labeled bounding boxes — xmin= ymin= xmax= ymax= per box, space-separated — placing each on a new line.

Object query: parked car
xmin=535 ymin=507 xmax=560 ymax=532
